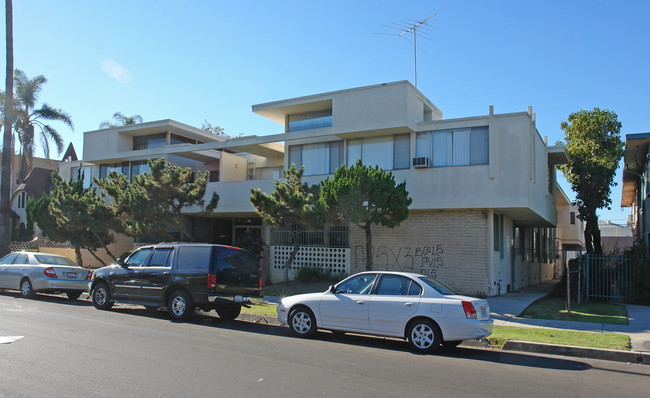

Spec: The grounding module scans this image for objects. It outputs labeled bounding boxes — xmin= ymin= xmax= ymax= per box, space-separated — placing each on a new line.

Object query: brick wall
xmin=349 ymin=210 xmax=490 ymax=296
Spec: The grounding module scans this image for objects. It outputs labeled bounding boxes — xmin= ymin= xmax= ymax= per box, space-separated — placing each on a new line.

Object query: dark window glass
xmin=217 ymin=248 xmax=258 ymax=274
xmin=408 ymin=281 xmax=422 ymax=295
xmin=170 ymin=134 xmax=195 ymax=145
xmin=14 ymin=253 xmax=29 ymax=265
xmin=148 ymin=248 xmax=173 ymax=267
xmin=134 ymin=133 xmax=166 ymax=150
xmin=376 ymin=274 xmax=412 ymax=295
xmin=420 ymin=277 xmax=458 ymax=295
xmin=0 ymin=253 xmax=18 ymax=264
xmin=177 ymin=246 xmax=212 ymax=270
xmin=34 ymin=255 xmax=78 ymax=266
xmin=570 ymin=212 xmax=576 ymax=225
xmin=493 ymin=213 xmax=500 ymax=252
xmin=329 ymin=141 xmax=343 ymax=173
xmin=126 ymin=248 xmax=152 ymax=267
xmin=288 ymin=145 xmax=302 ymax=168
xmin=335 ymin=274 xmax=377 ymax=295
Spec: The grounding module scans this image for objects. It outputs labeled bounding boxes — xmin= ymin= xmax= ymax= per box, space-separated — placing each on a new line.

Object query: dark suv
xmin=89 ymin=243 xmax=261 ymax=321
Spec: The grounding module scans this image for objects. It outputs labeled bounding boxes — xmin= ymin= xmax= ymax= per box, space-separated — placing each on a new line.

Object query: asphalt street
xmin=0 ymin=292 xmax=648 ymax=398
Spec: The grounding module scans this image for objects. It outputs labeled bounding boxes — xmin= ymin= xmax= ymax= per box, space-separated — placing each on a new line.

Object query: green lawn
xmin=241 ymin=298 xmax=279 ymax=317
xmin=520 ymin=297 xmax=628 ymax=325
xmin=488 ymin=325 xmax=630 ymax=350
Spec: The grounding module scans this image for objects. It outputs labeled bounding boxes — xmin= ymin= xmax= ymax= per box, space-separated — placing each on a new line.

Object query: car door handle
xmin=404 ymin=303 xmax=414 ymax=307
xmin=21 ymin=268 xmax=26 ymax=271
xmin=356 ymin=301 xmax=365 ymax=305
xmin=163 ymin=272 xmax=170 ymax=275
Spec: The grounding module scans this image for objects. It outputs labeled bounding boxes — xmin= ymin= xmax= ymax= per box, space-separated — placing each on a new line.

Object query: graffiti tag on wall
xmin=354 ymin=244 xmax=444 ymax=277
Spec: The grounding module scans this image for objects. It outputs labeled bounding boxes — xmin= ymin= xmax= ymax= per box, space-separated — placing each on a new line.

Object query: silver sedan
xmin=0 ymin=251 xmax=91 ymax=300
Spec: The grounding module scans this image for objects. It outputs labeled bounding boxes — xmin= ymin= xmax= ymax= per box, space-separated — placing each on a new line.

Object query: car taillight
xmin=207 ymin=273 xmax=217 ymax=289
xmin=462 ymin=301 xmax=477 ymax=319
xmin=258 ymin=277 xmax=262 ymax=291
xmin=85 ymin=270 xmax=93 ymax=280
xmin=44 ymin=267 xmax=57 ymax=278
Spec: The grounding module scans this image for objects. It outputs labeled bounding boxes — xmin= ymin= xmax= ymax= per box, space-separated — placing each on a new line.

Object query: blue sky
xmin=2 ymin=0 xmax=648 ymax=222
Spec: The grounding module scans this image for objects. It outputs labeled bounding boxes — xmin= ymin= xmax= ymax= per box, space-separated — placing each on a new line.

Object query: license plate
xmin=66 ymin=272 xmax=77 ymax=278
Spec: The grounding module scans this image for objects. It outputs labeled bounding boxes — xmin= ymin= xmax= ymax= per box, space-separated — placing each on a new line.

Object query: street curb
xmin=236 ymin=314 xmax=648 ymax=365
xmin=501 ymin=340 xmax=648 ymax=365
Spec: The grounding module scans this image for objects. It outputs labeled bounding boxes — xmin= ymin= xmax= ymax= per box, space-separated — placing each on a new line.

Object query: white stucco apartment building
xmin=61 ymin=81 xmax=567 ymax=296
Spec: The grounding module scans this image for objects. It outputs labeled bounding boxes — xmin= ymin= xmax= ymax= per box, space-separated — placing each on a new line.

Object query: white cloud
xmin=101 ymin=59 xmax=132 ymax=84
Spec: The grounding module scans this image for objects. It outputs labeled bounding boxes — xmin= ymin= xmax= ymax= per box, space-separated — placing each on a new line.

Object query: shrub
xmin=295 ymin=266 xmax=347 ymax=283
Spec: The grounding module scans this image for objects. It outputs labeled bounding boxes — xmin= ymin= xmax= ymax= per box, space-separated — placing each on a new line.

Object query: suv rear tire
xmin=216 ymin=305 xmax=241 ymax=321
xmin=168 ymin=290 xmax=194 ymax=321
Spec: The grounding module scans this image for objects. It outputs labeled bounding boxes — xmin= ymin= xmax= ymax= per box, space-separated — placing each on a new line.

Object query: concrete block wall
xmin=349 ymin=210 xmax=490 ymax=296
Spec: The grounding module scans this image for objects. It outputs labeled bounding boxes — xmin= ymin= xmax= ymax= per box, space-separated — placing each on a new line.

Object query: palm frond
xmin=42 ymin=125 xmax=65 ymax=154
xmin=39 ymin=130 xmax=51 ymax=159
xmin=35 ymin=104 xmax=74 ymax=130
xmin=14 ymin=69 xmax=46 ymax=109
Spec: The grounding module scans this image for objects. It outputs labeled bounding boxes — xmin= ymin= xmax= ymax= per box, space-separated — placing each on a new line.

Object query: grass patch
xmin=240 ymin=297 xmax=278 ymax=317
xmin=488 ymin=325 xmax=630 ymax=350
xmin=520 ymin=297 xmax=628 ymax=325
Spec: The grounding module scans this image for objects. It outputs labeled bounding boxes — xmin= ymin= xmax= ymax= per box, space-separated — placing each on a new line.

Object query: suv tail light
xmin=85 ymin=270 xmax=93 ymax=280
xmin=258 ymin=277 xmax=262 ymax=291
xmin=44 ymin=267 xmax=57 ymax=278
xmin=207 ymin=273 xmax=217 ymax=289
xmin=462 ymin=301 xmax=477 ymax=319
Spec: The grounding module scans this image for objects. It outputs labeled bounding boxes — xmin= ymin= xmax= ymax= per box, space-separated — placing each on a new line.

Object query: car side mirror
xmin=328 ymin=285 xmax=337 ymax=294
xmin=117 ymin=257 xmax=128 ymax=268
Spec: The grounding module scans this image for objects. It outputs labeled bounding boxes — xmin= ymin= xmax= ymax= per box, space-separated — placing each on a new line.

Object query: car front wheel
xmin=288 ymin=306 xmax=317 ymax=338
xmin=91 ymin=282 xmax=114 ymax=310
xmin=20 ymin=278 xmax=35 ymax=298
xmin=407 ymin=319 xmax=442 ymax=354
xmin=168 ymin=290 xmax=194 ymax=321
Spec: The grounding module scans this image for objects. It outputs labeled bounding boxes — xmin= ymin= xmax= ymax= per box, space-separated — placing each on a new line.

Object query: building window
xmin=288 ymin=141 xmax=343 ymax=176
xmin=347 ymin=134 xmax=410 ymax=170
xmin=493 ymin=213 xmax=500 ymax=252
xmin=17 ymin=192 xmax=27 ymax=209
xmin=288 ymin=110 xmax=332 ymax=132
xmin=100 ymin=162 xmax=129 ymax=179
xmin=130 ymin=160 xmax=151 ymax=181
xmin=133 ymin=133 xmax=166 ymax=150
xmin=570 ymin=212 xmax=576 ymax=225
xmin=416 ymin=126 xmax=488 ymax=167
xmin=170 ymin=134 xmax=196 ymax=145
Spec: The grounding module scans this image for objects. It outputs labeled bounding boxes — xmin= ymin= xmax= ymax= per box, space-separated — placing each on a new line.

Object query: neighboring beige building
xmin=62 ymin=81 xmax=568 ymax=296
xmin=598 ymin=220 xmax=633 ymax=253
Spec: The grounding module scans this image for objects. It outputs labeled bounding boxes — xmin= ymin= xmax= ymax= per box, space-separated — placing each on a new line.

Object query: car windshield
xmin=34 ymin=255 xmax=79 ymax=267
xmin=420 ymin=277 xmax=459 ymax=295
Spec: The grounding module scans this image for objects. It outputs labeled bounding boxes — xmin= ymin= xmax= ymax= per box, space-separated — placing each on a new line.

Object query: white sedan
xmin=277 ymin=271 xmax=493 ymax=353
xmin=0 ymin=251 xmax=91 ymax=300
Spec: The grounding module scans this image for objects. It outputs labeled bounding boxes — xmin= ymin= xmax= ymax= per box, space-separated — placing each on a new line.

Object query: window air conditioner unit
xmin=412 ymin=157 xmax=430 ymax=168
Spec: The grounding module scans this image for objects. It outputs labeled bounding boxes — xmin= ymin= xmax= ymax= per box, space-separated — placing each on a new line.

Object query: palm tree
xmin=0 ymin=0 xmax=14 ymax=256
xmin=12 ymin=69 xmax=73 ymax=180
xmin=99 ymin=112 xmax=143 ymax=129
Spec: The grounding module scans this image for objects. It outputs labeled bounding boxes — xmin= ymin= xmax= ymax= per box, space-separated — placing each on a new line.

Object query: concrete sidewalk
xmin=486 ymin=281 xmax=650 ymax=353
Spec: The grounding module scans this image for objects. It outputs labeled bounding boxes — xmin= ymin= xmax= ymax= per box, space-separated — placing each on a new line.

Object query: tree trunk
xmin=91 ymin=231 xmax=116 ymax=261
xmin=283 ymin=236 xmax=300 ymax=284
xmin=364 ymin=222 xmax=372 ymax=271
xmin=583 ymin=215 xmax=602 ymax=255
xmin=74 ymin=245 xmax=83 ymax=267
xmin=86 ymin=248 xmax=108 ymax=268
xmin=0 ymin=0 xmax=14 ymax=258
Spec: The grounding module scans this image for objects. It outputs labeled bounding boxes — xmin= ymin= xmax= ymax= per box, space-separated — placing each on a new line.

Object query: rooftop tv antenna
xmin=374 ymin=13 xmax=436 ymax=87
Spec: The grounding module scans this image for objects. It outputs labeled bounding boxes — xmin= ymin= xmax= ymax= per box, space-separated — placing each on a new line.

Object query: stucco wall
xmin=348 ymin=210 xmax=490 ymax=297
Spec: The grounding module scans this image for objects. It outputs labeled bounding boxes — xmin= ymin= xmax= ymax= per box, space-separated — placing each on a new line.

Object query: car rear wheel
xmin=216 ymin=305 xmax=241 ymax=321
xmin=20 ymin=278 xmax=35 ymax=298
xmin=66 ymin=291 xmax=82 ymax=300
xmin=288 ymin=306 xmax=317 ymax=338
xmin=168 ymin=290 xmax=194 ymax=321
xmin=407 ymin=319 xmax=442 ymax=354
xmin=91 ymin=282 xmax=114 ymax=310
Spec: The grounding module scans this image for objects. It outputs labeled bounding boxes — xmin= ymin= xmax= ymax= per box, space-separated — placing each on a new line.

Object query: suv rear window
xmin=177 ymin=246 xmax=212 ymax=270
xmin=217 ymin=248 xmax=259 ymax=274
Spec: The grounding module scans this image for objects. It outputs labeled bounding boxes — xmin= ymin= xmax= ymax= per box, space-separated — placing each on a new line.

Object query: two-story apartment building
xmin=621 ymin=132 xmax=650 ymax=248
xmin=62 ymin=81 xmax=567 ymax=296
